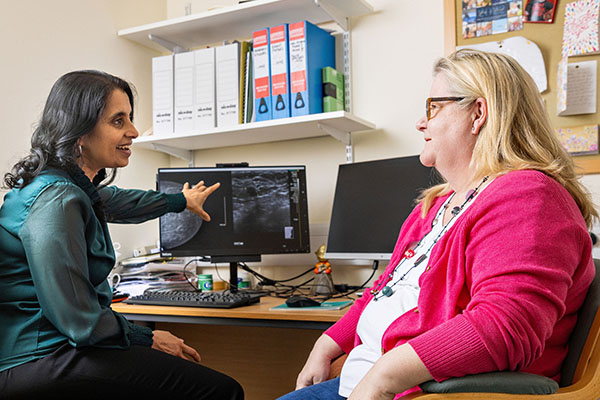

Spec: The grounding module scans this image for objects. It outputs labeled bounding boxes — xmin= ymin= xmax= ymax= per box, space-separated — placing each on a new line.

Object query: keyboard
xmin=124 ymin=290 xmax=264 ymax=309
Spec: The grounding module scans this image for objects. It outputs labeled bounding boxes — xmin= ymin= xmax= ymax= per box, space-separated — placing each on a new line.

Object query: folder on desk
xmin=216 ymin=42 xmax=240 ymax=127
xmin=152 ymin=55 xmax=174 ymax=135
xmin=174 ymin=51 xmax=195 ymax=134
xmin=289 ymin=21 xmax=335 ymax=117
xmin=194 ymin=47 xmax=216 ymax=130
xmin=253 ymin=28 xmax=272 ymax=121
xmin=269 ymin=24 xmax=291 ymax=119
xmin=269 ymin=300 xmax=352 ymax=311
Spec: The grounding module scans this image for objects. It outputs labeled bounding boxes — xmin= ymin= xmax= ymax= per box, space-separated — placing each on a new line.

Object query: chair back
xmin=560 ymin=258 xmax=600 ymax=386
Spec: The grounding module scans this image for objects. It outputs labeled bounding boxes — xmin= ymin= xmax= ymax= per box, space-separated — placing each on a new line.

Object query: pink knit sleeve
xmin=410 ymin=171 xmax=593 ymax=381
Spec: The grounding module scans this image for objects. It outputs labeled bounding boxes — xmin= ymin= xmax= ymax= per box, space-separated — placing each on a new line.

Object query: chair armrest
xmin=420 ymin=372 xmax=558 ymax=395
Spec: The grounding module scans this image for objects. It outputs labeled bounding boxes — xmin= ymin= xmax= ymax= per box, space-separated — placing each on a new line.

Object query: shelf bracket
xmin=317 ymin=122 xmax=353 ymax=163
xmin=150 ymin=143 xmax=195 ymax=166
xmin=315 ymin=0 xmax=349 ymax=31
xmin=342 ymin=31 xmax=352 ymax=113
xmin=148 ymin=34 xmax=189 ymax=53
xmin=345 ymin=136 xmax=354 ymax=164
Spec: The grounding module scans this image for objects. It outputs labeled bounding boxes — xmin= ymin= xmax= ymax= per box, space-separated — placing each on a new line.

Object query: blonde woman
xmin=278 ymin=49 xmax=596 ymax=400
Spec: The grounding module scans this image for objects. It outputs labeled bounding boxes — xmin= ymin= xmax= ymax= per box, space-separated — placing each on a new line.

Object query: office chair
xmin=329 ymin=259 xmax=600 ymax=399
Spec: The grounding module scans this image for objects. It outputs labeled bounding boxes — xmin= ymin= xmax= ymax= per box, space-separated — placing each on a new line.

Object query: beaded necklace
xmin=370 ymin=176 xmax=489 ymax=301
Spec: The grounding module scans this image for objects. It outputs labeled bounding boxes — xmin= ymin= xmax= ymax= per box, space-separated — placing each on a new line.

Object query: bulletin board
xmin=444 ymin=0 xmax=600 ymax=174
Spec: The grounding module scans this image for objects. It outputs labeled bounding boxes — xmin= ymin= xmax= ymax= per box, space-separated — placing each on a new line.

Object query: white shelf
xmin=122 ymin=0 xmax=375 ymax=164
xmin=133 ymin=111 xmax=374 ymax=152
xmin=118 ymin=0 xmax=373 ymax=52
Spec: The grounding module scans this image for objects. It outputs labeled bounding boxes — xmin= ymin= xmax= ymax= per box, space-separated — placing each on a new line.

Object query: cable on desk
xmin=182 ymin=258 xmax=204 ymax=291
xmin=238 ymin=261 xmax=377 ymax=302
xmin=318 ymin=260 xmax=380 ymax=301
xmin=182 ymin=258 xmax=379 ymax=302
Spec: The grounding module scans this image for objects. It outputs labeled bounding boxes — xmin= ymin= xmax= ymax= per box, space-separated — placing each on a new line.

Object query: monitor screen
xmin=157 ymin=166 xmax=310 ymax=259
xmin=325 ymin=156 xmax=441 ymax=260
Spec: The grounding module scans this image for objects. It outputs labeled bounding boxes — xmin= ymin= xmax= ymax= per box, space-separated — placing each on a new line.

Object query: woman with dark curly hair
xmin=0 ymin=70 xmax=243 ymax=399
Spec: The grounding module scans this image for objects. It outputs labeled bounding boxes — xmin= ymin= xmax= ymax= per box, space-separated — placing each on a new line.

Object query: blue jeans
xmin=277 ymin=378 xmax=346 ymax=400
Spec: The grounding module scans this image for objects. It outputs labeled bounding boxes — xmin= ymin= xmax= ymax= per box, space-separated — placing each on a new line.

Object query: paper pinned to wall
xmin=556 ymin=124 xmax=599 ymax=155
xmin=557 ymin=59 xmax=598 ymax=116
xmin=457 ymin=36 xmax=547 ymax=92
xmin=562 ymin=0 xmax=600 ymax=57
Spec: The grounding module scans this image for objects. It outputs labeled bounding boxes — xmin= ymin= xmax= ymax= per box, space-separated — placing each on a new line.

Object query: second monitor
xmin=325 ymin=155 xmax=441 ymax=261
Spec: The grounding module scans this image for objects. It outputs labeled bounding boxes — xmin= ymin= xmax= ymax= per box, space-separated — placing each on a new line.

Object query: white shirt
xmin=338 ymin=193 xmax=477 ymax=397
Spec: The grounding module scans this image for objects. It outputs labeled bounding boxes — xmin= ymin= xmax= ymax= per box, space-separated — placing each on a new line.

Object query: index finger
xmin=203 ymin=182 xmax=221 ymax=195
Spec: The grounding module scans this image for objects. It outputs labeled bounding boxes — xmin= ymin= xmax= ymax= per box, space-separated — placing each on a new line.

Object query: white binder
xmin=174 ymin=52 xmax=195 ymax=134
xmin=152 ymin=55 xmax=174 ymax=135
xmin=216 ymin=43 xmax=240 ymax=127
xmin=194 ymin=47 xmax=216 ymax=129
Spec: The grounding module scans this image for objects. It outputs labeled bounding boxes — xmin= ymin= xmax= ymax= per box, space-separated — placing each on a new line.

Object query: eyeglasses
xmin=425 ymin=96 xmax=465 ymax=120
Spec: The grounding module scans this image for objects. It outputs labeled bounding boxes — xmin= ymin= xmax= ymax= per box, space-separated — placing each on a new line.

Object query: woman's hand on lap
xmin=152 ymin=330 xmax=201 ymax=363
xmin=296 ymin=334 xmax=344 ymax=389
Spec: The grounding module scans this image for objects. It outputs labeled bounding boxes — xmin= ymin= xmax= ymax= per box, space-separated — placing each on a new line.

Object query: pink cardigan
xmin=325 ymin=170 xmax=594 ymax=386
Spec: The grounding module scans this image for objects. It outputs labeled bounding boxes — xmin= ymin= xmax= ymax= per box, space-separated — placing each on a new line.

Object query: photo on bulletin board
xmin=463 ymin=0 xmax=524 ymax=38
xmin=524 ymin=0 xmax=557 ymax=23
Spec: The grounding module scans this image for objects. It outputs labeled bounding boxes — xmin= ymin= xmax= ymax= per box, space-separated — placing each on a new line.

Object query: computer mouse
xmin=285 ymin=295 xmax=321 ymax=308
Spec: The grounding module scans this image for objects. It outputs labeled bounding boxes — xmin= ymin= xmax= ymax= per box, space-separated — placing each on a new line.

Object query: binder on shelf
xmin=238 ymin=41 xmax=251 ymax=124
xmin=269 ymin=24 xmax=291 ymax=119
xmin=216 ymin=42 xmax=240 ymax=127
xmin=289 ymin=21 xmax=335 ymax=117
xmin=174 ymin=52 xmax=195 ymax=134
xmin=194 ymin=47 xmax=216 ymax=130
xmin=252 ymin=28 xmax=272 ymax=121
xmin=322 ymin=66 xmax=345 ymax=112
xmin=244 ymin=47 xmax=254 ymax=123
xmin=152 ymin=55 xmax=174 ymax=135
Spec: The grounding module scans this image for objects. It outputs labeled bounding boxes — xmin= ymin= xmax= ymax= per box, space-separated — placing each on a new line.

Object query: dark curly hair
xmin=4 ymin=70 xmax=135 ymax=189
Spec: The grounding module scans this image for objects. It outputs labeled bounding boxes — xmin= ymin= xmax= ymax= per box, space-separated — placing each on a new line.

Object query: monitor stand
xmin=210 ymin=255 xmax=261 ymax=293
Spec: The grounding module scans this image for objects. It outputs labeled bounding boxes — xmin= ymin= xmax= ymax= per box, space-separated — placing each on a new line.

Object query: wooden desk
xmin=112 ymin=296 xmax=351 ymax=400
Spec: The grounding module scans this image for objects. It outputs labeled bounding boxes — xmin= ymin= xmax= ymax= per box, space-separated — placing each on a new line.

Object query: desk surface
xmin=112 ymin=295 xmax=351 ymax=328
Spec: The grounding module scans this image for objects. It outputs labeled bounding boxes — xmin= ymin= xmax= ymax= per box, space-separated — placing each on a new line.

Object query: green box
xmin=322 ymin=67 xmax=345 ymax=112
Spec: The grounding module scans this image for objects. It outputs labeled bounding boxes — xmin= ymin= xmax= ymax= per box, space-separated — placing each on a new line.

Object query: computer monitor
xmin=325 ymin=155 xmax=441 ymax=261
xmin=157 ymin=165 xmax=310 ymax=291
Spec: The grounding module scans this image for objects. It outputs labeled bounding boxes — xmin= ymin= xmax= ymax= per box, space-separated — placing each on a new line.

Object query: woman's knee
xmin=213 ymin=373 xmax=244 ymax=400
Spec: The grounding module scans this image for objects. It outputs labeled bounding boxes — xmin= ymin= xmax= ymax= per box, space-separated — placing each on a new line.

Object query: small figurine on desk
xmin=311 ymin=244 xmax=334 ymax=296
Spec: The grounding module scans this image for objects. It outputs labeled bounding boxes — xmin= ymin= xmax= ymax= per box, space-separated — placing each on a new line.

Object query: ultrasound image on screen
xmin=231 ymin=171 xmax=291 ymax=235
xmin=159 ymin=180 xmax=204 ymax=248
xmin=157 ymin=166 xmax=310 ymax=258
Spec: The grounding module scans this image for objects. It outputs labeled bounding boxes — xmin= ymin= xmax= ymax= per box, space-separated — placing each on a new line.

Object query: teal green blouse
xmin=0 ymin=168 xmax=186 ymax=372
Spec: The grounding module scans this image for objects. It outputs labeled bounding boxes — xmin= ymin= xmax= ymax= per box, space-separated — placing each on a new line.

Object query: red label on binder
xmin=291 ymin=71 xmax=306 ymax=93
xmin=253 ymin=30 xmax=268 ymax=47
xmin=255 ymin=76 xmax=269 ymax=98
xmin=289 ymin=22 xmax=305 ymax=40
xmin=270 ymin=25 xmax=286 ymax=43
xmin=272 ymin=73 xmax=287 ymax=95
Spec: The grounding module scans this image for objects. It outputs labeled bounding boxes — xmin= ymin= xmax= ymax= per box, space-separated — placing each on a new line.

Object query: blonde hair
xmin=419 ymin=49 xmax=597 ymax=227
